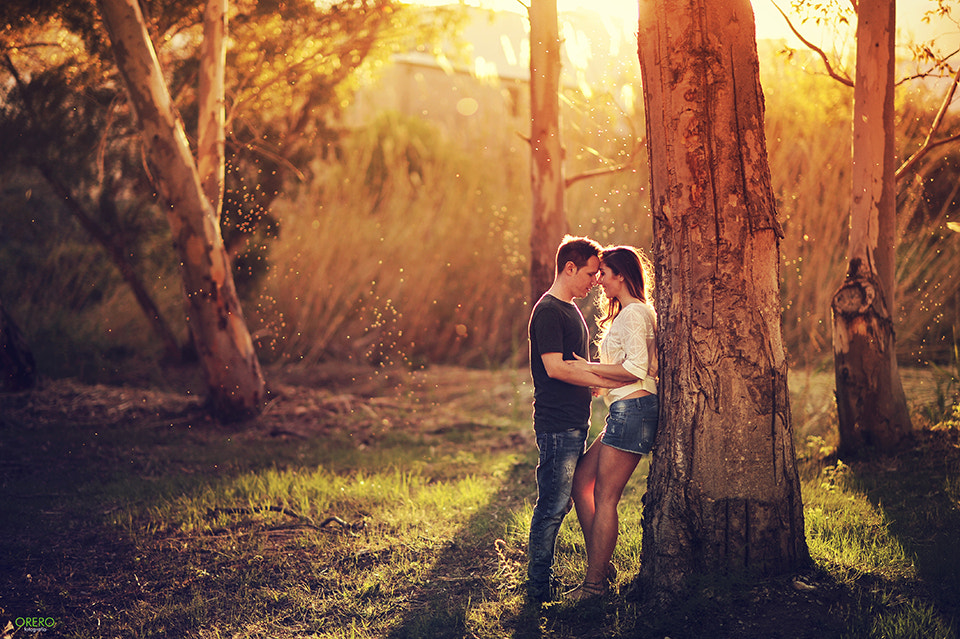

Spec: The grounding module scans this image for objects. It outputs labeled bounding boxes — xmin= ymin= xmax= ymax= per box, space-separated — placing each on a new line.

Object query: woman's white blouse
xmin=599 ymin=301 xmax=658 ymax=403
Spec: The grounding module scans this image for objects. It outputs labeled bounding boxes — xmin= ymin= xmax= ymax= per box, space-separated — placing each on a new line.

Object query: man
xmin=527 ymin=235 xmax=620 ymax=602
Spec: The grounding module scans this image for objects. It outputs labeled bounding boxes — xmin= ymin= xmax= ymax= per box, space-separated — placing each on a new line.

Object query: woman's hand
xmin=573 ymin=352 xmax=637 ymax=388
xmin=568 ymin=352 xmax=594 ymax=373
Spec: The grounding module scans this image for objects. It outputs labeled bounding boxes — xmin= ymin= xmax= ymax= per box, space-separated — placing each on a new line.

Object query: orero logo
xmin=15 ymin=617 xmax=57 ymax=631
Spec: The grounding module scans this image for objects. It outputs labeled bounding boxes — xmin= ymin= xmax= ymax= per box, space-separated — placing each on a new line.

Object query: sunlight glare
xmin=406 ymin=0 xmax=949 ymax=47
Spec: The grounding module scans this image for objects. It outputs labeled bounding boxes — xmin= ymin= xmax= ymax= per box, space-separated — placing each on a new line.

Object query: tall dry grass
xmin=250 ymin=48 xmax=959 ymax=371
xmin=762 ymin=50 xmax=855 ymax=367
xmin=249 ymin=95 xmax=649 ymax=368
xmin=250 ymin=111 xmax=532 ymax=368
xmin=894 ymin=94 xmax=960 ymax=366
xmin=763 ymin=49 xmax=960 ymax=368
xmin=6 ymin=47 xmax=957 ymax=376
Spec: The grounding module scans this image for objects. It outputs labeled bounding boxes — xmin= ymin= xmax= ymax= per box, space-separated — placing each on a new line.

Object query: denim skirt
xmin=601 ymin=394 xmax=659 ymax=455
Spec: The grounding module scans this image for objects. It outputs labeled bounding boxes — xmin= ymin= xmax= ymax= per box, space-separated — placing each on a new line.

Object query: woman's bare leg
xmin=572 ymin=436 xmax=602 ymax=547
xmin=583 ymin=444 xmax=640 ymax=585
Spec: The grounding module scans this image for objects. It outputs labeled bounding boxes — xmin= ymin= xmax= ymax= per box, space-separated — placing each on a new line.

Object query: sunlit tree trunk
xmin=98 ymin=0 xmax=265 ymax=421
xmin=198 ymin=0 xmax=226 ymax=215
xmin=832 ymin=0 xmax=911 ymax=454
xmin=637 ymin=0 xmax=808 ymax=600
xmin=528 ymin=0 xmax=568 ymax=302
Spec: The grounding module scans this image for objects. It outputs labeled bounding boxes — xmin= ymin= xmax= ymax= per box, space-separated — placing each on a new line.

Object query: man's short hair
xmin=556 ymin=235 xmax=601 ymax=274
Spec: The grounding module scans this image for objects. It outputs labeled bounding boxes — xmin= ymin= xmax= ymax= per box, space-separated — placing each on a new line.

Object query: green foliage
xmin=0 ymin=0 xmax=464 ymax=376
xmin=0 ymin=171 xmax=184 ymax=378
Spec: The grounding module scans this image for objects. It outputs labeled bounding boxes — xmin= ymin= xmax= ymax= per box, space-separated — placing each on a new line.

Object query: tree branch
xmin=770 ymin=1 xmax=854 ymax=87
xmin=896 ymin=47 xmax=960 ymax=86
xmin=564 ymin=139 xmax=644 ymax=189
xmin=565 ymin=162 xmax=634 ymax=189
xmin=896 ymin=64 xmax=960 ymax=180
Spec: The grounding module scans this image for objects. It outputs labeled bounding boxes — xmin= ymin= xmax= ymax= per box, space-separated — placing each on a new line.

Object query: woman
xmin=566 ymin=245 xmax=659 ymax=600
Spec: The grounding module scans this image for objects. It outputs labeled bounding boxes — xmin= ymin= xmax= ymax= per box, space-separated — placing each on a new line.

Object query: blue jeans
xmin=528 ymin=428 xmax=588 ymax=594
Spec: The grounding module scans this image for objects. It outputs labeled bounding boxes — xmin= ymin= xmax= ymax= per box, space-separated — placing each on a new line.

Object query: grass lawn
xmin=0 ymin=364 xmax=957 ymax=638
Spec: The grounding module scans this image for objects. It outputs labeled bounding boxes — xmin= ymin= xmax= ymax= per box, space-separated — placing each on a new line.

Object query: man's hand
xmin=541 ymin=352 xmax=622 ymax=389
xmin=570 ymin=352 xmax=640 ymax=385
xmin=568 ymin=352 xmax=594 ymax=374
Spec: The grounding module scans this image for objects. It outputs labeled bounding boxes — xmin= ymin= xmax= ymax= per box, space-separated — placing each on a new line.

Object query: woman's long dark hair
xmin=596 ymin=246 xmax=653 ymax=333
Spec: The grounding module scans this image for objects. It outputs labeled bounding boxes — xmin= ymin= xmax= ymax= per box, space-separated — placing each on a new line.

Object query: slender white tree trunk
xmin=198 ymin=0 xmax=227 ymax=216
xmin=832 ymin=0 xmax=911 ymax=454
xmin=98 ymin=0 xmax=265 ymax=420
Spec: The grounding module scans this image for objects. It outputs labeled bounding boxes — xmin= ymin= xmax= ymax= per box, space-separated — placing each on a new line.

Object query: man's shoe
xmin=526 ymin=577 xmax=562 ymax=603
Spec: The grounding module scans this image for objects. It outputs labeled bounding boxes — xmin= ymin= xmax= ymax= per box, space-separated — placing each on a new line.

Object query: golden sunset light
xmin=2 ymin=0 xmax=959 ymax=635
xmin=411 ymin=0 xmax=956 ymax=47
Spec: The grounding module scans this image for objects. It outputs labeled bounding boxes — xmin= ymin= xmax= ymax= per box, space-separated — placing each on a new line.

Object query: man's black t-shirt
xmin=528 ymin=293 xmax=592 ymax=433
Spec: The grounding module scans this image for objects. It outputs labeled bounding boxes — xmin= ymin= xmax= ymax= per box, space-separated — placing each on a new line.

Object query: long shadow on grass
xmin=850 ymin=429 xmax=960 ymax=633
xmin=382 ymin=452 xmax=550 ymax=639
xmin=381 ymin=448 xmax=639 ymax=639
xmin=382 ymin=446 xmax=659 ymax=639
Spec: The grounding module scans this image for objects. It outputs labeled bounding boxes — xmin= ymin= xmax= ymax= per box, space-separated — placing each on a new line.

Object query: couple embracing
xmin=526 ymin=235 xmax=659 ymax=603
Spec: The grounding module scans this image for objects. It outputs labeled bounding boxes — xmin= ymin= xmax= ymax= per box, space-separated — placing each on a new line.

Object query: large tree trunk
xmin=832 ymin=0 xmax=911 ymax=455
xmin=528 ymin=0 xmax=568 ymax=302
xmin=98 ymin=0 xmax=265 ymax=421
xmin=637 ymin=0 xmax=808 ymax=601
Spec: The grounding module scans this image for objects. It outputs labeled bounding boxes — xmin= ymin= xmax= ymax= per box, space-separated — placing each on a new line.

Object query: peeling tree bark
xmin=832 ymin=0 xmax=911 ymax=455
xmin=637 ymin=0 xmax=808 ymax=601
xmin=98 ymin=0 xmax=265 ymax=421
xmin=198 ymin=0 xmax=226 ymax=216
xmin=528 ymin=0 xmax=568 ymax=302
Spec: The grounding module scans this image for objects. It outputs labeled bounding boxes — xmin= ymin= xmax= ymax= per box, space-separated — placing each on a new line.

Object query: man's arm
xmin=541 ymin=352 xmax=623 ymax=389
xmin=570 ymin=354 xmax=640 ymax=383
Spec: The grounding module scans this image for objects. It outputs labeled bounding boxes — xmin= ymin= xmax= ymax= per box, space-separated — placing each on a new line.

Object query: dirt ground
xmin=1 ymin=363 xmax=958 ymax=638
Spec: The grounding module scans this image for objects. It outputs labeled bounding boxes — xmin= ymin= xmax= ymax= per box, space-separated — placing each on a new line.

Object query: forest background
xmin=2 ymin=0 xmax=960 ymax=637
xmin=1 ymin=0 xmax=959 ymax=393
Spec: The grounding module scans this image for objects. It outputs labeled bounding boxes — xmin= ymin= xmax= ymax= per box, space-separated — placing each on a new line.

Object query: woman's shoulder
xmin=621 ymin=301 xmax=655 ymax=318
xmin=615 ymin=302 xmax=656 ymax=328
